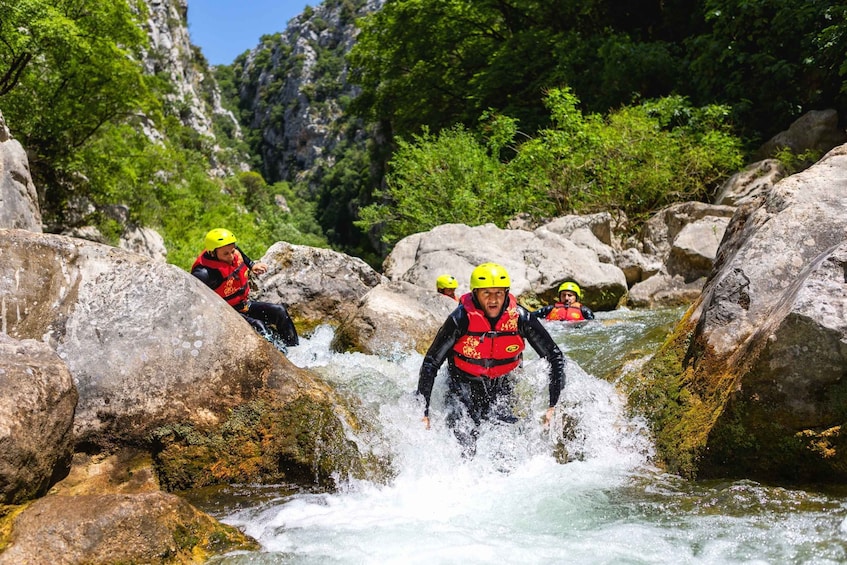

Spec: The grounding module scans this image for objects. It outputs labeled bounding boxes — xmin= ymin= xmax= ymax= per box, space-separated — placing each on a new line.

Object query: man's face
xmin=475 ymin=287 xmax=507 ymax=317
xmin=560 ymin=290 xmax=578 ymax=305
xmin=440 ymin=288 xmax=456 ymax=299
xmin=214 ymin=243 xmax=237 ymax=265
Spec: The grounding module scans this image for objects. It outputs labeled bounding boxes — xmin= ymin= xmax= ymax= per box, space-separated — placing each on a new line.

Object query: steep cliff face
xmin=234 ymin=0 xmax=384 ymax=185
xmin=140 ymin=0 xmax=245 ymax=174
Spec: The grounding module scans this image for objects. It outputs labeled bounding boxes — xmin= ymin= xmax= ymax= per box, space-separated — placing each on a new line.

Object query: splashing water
xmin=203 ymin=308 xmax=847 ymax=564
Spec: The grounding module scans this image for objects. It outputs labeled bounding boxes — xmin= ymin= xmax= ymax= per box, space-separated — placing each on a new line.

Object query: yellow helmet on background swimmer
xmin=470 ymin=263 xmax=511 ymax=290
xmin=436 ymin=274 xmax=459 ymax=290
xmin=558 ymin=281 xmax=582 ymax=299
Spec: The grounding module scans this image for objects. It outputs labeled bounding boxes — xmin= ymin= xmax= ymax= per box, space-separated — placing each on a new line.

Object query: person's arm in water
xmin=531 ymin=305 xmax=554 ymax=320
xmin=518 ymin=307 xmax=566 ymax=426
xmin=417 ymin=308 xmax=465 ymax=429
xmin=581 ymin=305 xmax=595 ymax=320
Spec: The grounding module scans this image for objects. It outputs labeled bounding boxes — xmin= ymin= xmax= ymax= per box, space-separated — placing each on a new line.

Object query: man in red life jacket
xmin=435 ymin=274 xmax=459 ymax=301
xmin=532 ymin=281 xmax=595 ymax=322
xmin=191 ymin=228 xmax=299 ymax=348
xmin=417 ymin=262 xmax=565 ymax=455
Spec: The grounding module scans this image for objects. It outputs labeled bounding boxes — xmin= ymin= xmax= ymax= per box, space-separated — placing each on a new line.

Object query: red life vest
xmin=192 ymin=250 xmax=251 ymax=309
xmin=452 ymin=293 xmax=525 ymax=379
xmin=546 ymin=302 xmax=586 ymax=322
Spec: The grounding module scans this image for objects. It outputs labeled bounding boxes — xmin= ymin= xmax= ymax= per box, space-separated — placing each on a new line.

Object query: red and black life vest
xmin=192 ymin=250 xmax=250 ymax=310
xmin=452 ymin=293 xmax=525 ymax=379
xmin=546 ymin=302 xmax=586 ymax=322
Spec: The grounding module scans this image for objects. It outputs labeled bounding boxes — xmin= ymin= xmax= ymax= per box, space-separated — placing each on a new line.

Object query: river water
xmin=199 ymin=307 xmax=847 ymax=564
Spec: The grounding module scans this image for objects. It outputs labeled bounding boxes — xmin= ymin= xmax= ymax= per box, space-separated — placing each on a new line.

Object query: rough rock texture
xmin=0 ymin=492 xmax=257 ymax=564
xmin=627 ymin=142 xmax=847 ymax=484
xmin=713 ymin=159 xmax=787 ymax=207
xmin=236 ymin=0 xmax=384 ymax=184
xmin=255 ymin=240 xmax=387 ymax=328
xmin=754 ymin=108 xmax=847 ymax=162
xmin=0 ymin=335 xmax=77 ymax=504
xmin=0 ymin=112 xmax=41 ymax=232
xmin=0 ymin=229 xmax=388 ymax=490
xmin=332 ymin=281 xmax=456 ymax=355
xmin=383 ymin=223 xmax=628 ymax=311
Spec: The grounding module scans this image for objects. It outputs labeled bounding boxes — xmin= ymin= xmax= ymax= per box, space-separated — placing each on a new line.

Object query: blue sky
xmin=187 ymin=1 xmax=313 ymax=65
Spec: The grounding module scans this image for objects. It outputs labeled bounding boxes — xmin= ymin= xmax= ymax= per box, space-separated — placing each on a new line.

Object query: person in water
xmin=532 ymin=281 xmax=595 ymax=322
xmin=435 ymin=273 xmax=459 ymax=301
xmin=191 ymin=228 xmax=299 ymax=348
xmin=417 ymin=262 xmax=566 ymax=455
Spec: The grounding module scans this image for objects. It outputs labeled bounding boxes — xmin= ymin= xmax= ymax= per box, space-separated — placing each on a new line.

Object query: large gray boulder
xmin=626 ymin=202 xmax=736 ymax=306
xmin=383 ymin=223 xmax=627 ymax=310
xmin=754 ymin=108 xmax=847 ymax=161
xmin=713 ymin=159 xmax=787 ymax=207
xmin=0 ymin=229 xmax=269 ymax=446
xmin=0 ymin=112 xmax=41 ymax=232
xmin=629 ymin=142 xmax=847 ymax=483
xmin=0 ymin=335 xmax=77 ymax=504
xmin=333 ymin=281 xmax=456 ymax=355
xmin=256 ymin=241 xmax=386 ymax=327
xmin=0 ymin=229 xmax=385 ymax=493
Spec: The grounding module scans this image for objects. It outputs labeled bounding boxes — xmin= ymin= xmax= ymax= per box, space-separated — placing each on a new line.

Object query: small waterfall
xmin=207 ymin=309 xmax=847 ymax=564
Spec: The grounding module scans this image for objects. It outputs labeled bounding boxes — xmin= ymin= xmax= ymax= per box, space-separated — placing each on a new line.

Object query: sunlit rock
xmin=0 ymin=491 xmax=257 ymax=564
xmin=332 ymin=280 xmax=455 ymax=355
xmin=628 ymin=142 xmax=847 ymax=484
xmin=0 ymin=335 xmax=77 ymax=504
xmin=383 ymin=222 xmax=627 ymax=311
xmin=0 ymin=111 xmax=41 ymax=232
xmin=256 ymin=240 xmax=386 ymax=329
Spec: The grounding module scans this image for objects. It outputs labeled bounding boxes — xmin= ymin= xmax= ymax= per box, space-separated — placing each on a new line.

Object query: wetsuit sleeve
xmin=518 ymin=307 xmax=566 ymax=407
xmin=417 ymin=309 xmax=464 ymax=417
xmin=531 ymin=305 xmax=553 ymax=319
xmin=582 ymin=306 xmax=595 ymax=320
xmin=191 ymin=265 xmax=220 ymax=290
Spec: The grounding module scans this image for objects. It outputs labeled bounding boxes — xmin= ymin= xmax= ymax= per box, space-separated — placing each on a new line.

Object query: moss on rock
xmin=151 ymin=392 xmax=392 ymax=492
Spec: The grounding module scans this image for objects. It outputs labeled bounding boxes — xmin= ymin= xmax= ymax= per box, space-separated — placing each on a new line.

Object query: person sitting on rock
xmin=435 ymin=274 xmax=459 ymax=301
xmin=191 ymin=228 xmax=299 ymax=348
xmin=532 ymin=281 xmax=595 ymax=323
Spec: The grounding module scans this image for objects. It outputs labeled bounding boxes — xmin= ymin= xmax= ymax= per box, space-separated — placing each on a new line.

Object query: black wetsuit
xmin=417 ymin=295 xmax=565 ymax=453
xmin=191 ymin=246 xmax=299 ymax=347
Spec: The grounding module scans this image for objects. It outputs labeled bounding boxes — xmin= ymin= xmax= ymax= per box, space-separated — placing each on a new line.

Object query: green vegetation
xmin=2 ymin=0 xmax=845 ymax=267
xmin=0 ymin=0 xmax=326 ymax=269
xmin=357 ymin=89 xmax=743 ymax=246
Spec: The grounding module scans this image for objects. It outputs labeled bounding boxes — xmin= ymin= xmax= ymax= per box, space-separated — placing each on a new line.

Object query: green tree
xmin=0 ymin=0 xmax=154 ymax=167
xmin=685 ymin=0 xmax=847 ymax=140
xmin=356 ymin=124 xmax=512 ymax=246
xmin=358 ymin=89 xmax=744 ymax=248
xmin=511 ymin=88 xmax=744 ymax=224
xmin=348 ymin=0 xmax=685 ymax=140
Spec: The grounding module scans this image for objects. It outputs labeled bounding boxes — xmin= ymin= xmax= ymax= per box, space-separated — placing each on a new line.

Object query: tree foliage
xmin=358 ymin=89 xmax=744 ymax=246
xmin=0 ymin=0 xmax=155 ymax=166
xmin=0 ymin=0 xmax=326 ymax=269
xmin=349 ymin=0 xmax=847 ymax=143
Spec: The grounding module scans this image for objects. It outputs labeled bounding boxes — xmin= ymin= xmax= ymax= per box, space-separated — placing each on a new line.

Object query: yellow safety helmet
xmin=558 ymin=281 xmax=582 ymax=299
xmin=436 ymin=274 xmax=459 ymax=290
xmin=204 ymin=228 xmax=237 ymax=252
xmin=470 ymin=262 xmax=511 ymax=290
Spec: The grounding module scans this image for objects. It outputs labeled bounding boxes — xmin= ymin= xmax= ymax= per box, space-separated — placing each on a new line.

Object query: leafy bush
xmin=358 ymin=89 xmax=744 ymax=247
xmin=512 ymin=89 xmax=743 ymax=227
xmin=356 ymin=125 xmax=509 ymax=246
